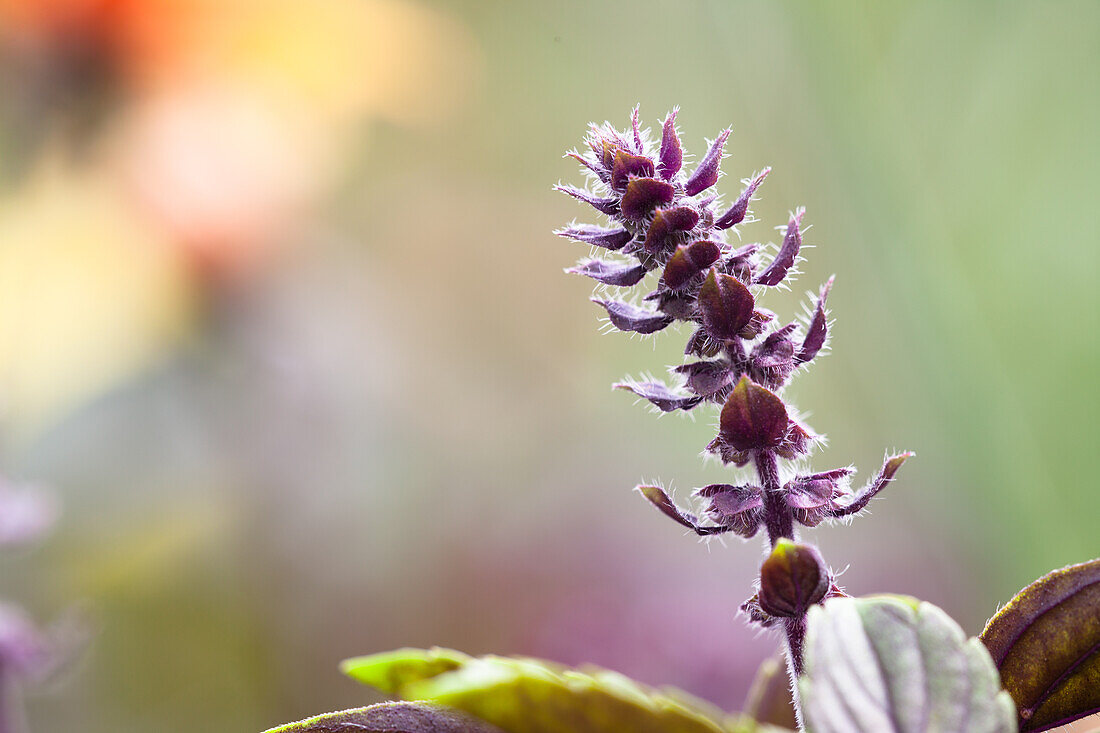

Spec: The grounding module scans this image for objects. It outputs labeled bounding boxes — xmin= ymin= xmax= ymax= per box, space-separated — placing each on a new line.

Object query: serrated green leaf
xmin=342 ymin=647 xmax=767 ymax=733
xmin=799 ymin=595 xmax=1017 ymax=733
xmin=980 ymin=557 xmax=1100 ymax=732
xmin=261 ymin=701 xmax=506 ymax=733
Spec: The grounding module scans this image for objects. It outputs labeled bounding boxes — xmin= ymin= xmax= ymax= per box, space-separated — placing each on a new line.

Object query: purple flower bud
xmin=661 ymin=240 xmax=721 ymax=290
xmin=719 ymin=375 xmax=789 ymax=452
xmin=554 ymin=185 xmax=619 ymax=216
xmin=757 ymin=540 xmax=830 ymax=618
xmin=555 ymin=225 xmax=633 ymax=251
xmin=642 ymin=206 xmax=699 ymax=253
xmin=715 ymin=168 xmax=770 ymax=230
xmin=658 ymin=109 xmax=682 ymax=180
xmin=684 ymin=129 xmax=731 ymax=197
xmin=743 ymin=582 xmax=848 ymax=630
xmin=699 ymin=270 xmax=755 ymax=341
xmin=797 ymin=277 xmax=834 ymax=364
xmin=567 ymin=260 xmax=648 ymax=287
xmin=695 ymin=483 xmax=763 ymax=538
xmin=756 ymin=209 xmax=804 ymax=287
xmin=620 ymin=178 xmax=675 ymax=220
xmin=614 ymin=380 xmax=701 ymax=412
xmin=610 ymin=150 xmax=656 ymax=191
xmin=593 ymin=299 xmax=673 ymax=334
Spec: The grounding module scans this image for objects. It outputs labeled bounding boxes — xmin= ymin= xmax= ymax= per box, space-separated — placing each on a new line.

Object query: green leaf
xmin=262 ymin=701 xmax=507 ymax=733
xmin=799 ymin=595 xmax=1017 ymax=733
xmin=980 ymin=557 xmax=1100 ymax=732
xmin=342 ymin=647 xmax=770 ymax=733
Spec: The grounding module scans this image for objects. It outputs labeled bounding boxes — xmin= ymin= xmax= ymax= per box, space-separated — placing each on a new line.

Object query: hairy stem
xmin=783 ymin=616 xmax=807 ymax=730
xmin=783 ymin=616 xmax=806 ymax=677
xmin=755 ymin=449 xmax=807 ymax=718
xmin=755 ymin=450 xmax=793 ymax=545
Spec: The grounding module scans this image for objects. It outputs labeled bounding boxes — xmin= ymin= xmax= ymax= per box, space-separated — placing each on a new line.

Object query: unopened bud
xmin=758 ymin=539 xmax=830 ymax=618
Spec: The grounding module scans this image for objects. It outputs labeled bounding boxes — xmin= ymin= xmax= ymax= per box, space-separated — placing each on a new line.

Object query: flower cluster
xmin=557 ymin=108 xmax=911 ymax=674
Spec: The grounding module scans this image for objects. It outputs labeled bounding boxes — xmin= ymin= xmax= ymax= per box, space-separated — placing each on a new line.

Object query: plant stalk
xmin=755 ymin=449 xmax=806 ymax=722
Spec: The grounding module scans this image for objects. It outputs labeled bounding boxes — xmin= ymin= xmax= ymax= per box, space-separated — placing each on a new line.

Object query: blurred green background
xmin=0 ymin=1 xmax=1097 ymax=730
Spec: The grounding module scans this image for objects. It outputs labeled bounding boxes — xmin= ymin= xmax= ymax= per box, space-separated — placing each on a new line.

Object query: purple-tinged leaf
xmin=614 ymin=381 xmax=702 ymax=412
xmin=783 ymin=480 xmax=836 ymax=510
xmin=719 ymin=375 xmax=788 ymax=452
xmin=752 ymin=324 xmax=798 ymax=368
xmin=567 ymin=260 xmax=648 ymax=287
xmin=980 ymin=558 xmax=1100 ymax=732
xmin=662 ymin=240 xmax=722 ymax=290
xmin=263 ymin=702 xmax=507 ymax=733
xmin=798 ymin=277 xmax=834 ymax=364
xmin=620 ymin=178 xmax=675 ymax=220
xmin=588 ymin=131 xmax=617 ymax=170
xmin=758 ymin=540 xmax=830 ymax=618
xmin=699 ymin=269 xmax=755 ymax=341
xmin=715 ymin=168 xmax=771 ymax=230
xmin=673 ymin=360 xmax=735 ymax=398
xmin=658 ymin=109 xmax=682 ymax=180
xmin=555 ymin=225 xmax=633 ymax=251
xmin=756 ymin=209 xmax=804 ymax=286
xmin=741 ymin=594 xmax=781 ymax=629
xmin=801 ymin=596 xmax=1017 ymax=733
xmin=636 ymin=485 xmax=734 ymax=536
xmin=830 ymin=452 xmax=912 ymax=517
xmin=694 ymin=483 xmax=763 ymax=537
xmin=647 ymin=291 xmax=695 ymax=319
xmin=749 ymin=324 xmax=798 ymax=388
xmin=610 ymin=150 xmax=656 ymax=191
xmin=554 ymin=185 xmax=619 ymax=216
xmin=0 ymin=480 xmax=58 ymax=548
xmin=784 ymin=468 xmax=852 ymax=527
xmin=592 ymin=299 xmax=673 ymax=334
xmin=684 ymin=326 xmax=722 ymax=358
xmin=684 ymin=129 xmax=731 ymax=197
xmin=565 ymin=150 xmax=611 ymax=185
xmin=642 ymin=206 xmax=699 ymax=253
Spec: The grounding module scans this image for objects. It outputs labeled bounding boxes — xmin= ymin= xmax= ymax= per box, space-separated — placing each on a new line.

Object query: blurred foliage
xmin=0 ymin=1 xmax=1096 ymax=731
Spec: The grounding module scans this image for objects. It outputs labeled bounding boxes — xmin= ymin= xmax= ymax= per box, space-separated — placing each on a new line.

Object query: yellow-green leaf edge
xmin=342 ymin=647 xmax=792 ymax=733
